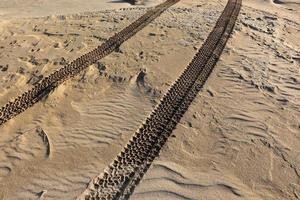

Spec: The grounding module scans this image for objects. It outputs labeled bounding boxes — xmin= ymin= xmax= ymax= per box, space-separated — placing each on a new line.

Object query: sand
xmin=0 ymin=0 xmax=131 ymax=19
xmin=0 ymin=0 xmax=299 ymax=199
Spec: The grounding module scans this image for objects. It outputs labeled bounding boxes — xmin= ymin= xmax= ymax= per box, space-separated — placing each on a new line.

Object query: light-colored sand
xmin=0 ymin=0 xmax=299 ymax=199
xmin=0 ymin=0 xmax=131 ymax=19
xmin=0 ymin=0 xmax=166 ymax=20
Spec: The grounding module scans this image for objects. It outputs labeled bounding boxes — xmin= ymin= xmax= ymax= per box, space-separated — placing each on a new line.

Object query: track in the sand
xmin=80 ymin=0 xmax=242 ymax=199
xmin=0 ymin=0 xmax=179 ymax=126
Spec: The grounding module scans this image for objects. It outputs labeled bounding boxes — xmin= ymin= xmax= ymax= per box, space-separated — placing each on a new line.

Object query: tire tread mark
xmin=80 ymin=0 xmax=242 ymax=199
xmin=0 ymin=0 xmax=179 ymax=126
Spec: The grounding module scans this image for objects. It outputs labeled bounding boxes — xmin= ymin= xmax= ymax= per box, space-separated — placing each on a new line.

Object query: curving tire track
xmin=80 ymin=0 xmax=242 ymax=199
xmin=0 ymin=0 xmax=179 ymax=126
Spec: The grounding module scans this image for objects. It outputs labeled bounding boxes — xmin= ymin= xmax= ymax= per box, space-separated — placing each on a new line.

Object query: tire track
xmin=80 ymin=0 xmax=242 ymax=199
xmin=0 ymin=0 xmax=179 ymax=126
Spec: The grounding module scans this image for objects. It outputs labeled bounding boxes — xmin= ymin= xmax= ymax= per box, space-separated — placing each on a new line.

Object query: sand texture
xmin=0 ymin=0 xmax=299 ymax=199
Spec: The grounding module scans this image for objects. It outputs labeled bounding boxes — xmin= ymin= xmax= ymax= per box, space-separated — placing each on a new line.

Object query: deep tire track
xmin=80 ymin=0 xmax=242 ymax=199
xmin=0 ymin=0 xmax=179 ymax=126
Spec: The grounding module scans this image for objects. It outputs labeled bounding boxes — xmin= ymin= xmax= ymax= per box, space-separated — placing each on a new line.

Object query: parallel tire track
xmin=0 ymin=0 xmax=179 ymax=126
xmin=80 ymin=0 xmax=242 ymax=199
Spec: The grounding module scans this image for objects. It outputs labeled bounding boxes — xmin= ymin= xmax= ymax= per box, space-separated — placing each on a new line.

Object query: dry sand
xmin=0 ymin=0 xmax=299 ymax=199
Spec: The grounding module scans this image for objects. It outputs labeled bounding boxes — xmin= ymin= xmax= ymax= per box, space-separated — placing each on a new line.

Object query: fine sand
xmin=0 ymin=0 xmax=299 ymax=199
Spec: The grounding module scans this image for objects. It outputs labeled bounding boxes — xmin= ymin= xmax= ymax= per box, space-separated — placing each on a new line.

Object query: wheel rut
xmin=80 ymin=0 xmax=242 ymax=199
xmin=0 ymin=0 xmax=179 ymax=126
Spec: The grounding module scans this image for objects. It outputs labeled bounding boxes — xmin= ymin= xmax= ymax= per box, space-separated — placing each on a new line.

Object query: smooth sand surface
xmin=0 ymin=0 xmax=166 ymax=19
xmin=0 ymin=0 xmax=299 ymax=199
xmin=0 ymin=0 xmax=133 ymax=19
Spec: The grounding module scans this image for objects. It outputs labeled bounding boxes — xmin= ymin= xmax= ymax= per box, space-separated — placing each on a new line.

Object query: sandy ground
xmin=0 ymin=0 xmax=299 ymax=199
xmin=0 ymin=0 xmax=131 ymax=19
xmin=0 ymin=0 xmax=165 ymax=20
